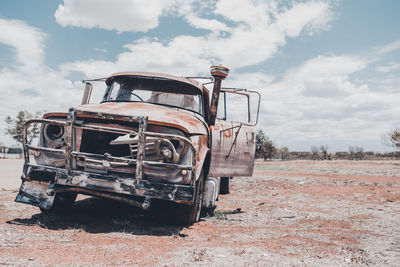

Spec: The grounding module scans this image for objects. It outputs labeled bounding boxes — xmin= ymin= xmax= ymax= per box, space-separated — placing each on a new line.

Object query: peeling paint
xmin=15 ymin=67 xmax=259 ymax=225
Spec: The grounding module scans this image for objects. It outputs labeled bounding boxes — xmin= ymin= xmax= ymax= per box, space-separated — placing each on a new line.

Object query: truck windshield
xmin=102 ymin=77 xmax=203 ymax=115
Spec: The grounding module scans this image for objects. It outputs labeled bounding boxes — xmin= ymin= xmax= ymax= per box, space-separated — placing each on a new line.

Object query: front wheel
xmin=175 ymin=175 xmax=204 ymax=225
xmin=40 ymin=192 xmax=77 ymax=214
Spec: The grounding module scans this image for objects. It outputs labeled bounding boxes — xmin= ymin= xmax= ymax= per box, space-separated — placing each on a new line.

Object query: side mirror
xmin=81 ymin=82 xmax=93 ymax=105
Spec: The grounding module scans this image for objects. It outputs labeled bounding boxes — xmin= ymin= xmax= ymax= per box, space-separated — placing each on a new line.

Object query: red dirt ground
xmin=0 ymin=159 xmax=399 ymax=266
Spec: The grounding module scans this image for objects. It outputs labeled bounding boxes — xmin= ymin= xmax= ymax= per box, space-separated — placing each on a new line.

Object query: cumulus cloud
xmin=0 ymin=19 xmax=82 ymax=145
xmin=288 ymin=55 xmax=369 ymax=97
xmin=259 ymin=54 xmax=400 ymax=151
xmin=2 ymin=1 xmax=398 ymax=152
xmin=60 ymin=0 xmax=334 ymax=77
xmin=0 ymin=19 xmax=46 ymax=67
xmin=55 ymin=0 xmax=174 ymax=32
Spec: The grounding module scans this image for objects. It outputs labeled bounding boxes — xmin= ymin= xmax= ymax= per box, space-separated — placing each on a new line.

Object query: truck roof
xmin=106 ymin=72 xmax=205 ymax=93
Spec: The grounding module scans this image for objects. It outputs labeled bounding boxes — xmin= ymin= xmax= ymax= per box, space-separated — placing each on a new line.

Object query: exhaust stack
xmin=209 ymin=65 xmax=229 ymax=126
xmin=81 ymin=82 xmax=93 ymax=105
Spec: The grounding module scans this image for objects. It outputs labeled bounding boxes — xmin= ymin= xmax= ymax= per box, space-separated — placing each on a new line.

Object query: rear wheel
xmin=40 ymin=192 xmax=77 ymax=214
xmin=219 ymin=177 xmax=231 ymax=194
xmin=175 ymin=174 xmax=204 ymax=225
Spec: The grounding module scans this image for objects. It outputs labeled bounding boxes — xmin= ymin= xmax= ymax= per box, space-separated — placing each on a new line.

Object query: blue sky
xmin=0 ymin=0 xmax=399 ymax=152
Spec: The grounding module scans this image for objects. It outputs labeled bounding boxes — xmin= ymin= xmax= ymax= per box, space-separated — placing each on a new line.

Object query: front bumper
xmin=16 ymin=163 xmax=195 ymax=209
xmin=16 ymin=110 xmax=198 ymax=209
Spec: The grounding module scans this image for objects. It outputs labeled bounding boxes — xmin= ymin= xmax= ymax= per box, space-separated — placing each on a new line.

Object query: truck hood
xmin=74 ymin=102 xmax=208 ymax=135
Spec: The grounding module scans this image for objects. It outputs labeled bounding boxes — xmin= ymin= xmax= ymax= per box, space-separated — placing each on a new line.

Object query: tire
xmin=201 ymin=205 xmax=216 ymax=217
xmin=40 ymin=192 xmax=77 ymax=214
xmin=175 ymin=174 xmax=204 ymax=225
xmin=219 ymin=177 xmax=231 ymax=194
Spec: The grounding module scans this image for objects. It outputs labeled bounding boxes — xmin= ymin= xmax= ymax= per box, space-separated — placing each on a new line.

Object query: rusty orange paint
xmin=43 ymin=112 xmax=67 ymax=119
xmin=75 ymin=102 xmax=207 ymax=135
xmin=224 ymin=129 xmax=232 ymax=138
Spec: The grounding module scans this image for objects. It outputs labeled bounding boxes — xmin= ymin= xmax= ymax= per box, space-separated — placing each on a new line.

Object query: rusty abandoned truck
xmin=16 ymin=65 xmax=260 ymax=225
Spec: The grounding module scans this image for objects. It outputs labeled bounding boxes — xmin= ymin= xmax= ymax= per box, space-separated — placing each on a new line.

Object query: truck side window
xmin=217 ymin=91 xmax=226 ymax=120
xmin=218 ymin=91 xmax=250 ymax=123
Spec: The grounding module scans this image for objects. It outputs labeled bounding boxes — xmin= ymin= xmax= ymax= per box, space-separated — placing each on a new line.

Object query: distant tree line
xmin=256 ymin=129 xmax=400 ymax=161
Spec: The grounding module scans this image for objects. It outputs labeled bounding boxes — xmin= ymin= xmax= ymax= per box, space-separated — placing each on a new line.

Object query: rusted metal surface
xmin=135 ymin=116 xmax=147 ymax=180
xmin=208 ymin=65 xmax=229 ymax=126
xmin=18 ymin=109 xmax=199 ymax=208
xmin=75 ymin=102 xmax=208 ymax=135
xmin=208 ymin=87 xmax=260 ymax=177
xmin=22 ymin=115 xmax=198 ymax=178
xmin=15 ymin=180 xmax=55 ymax=209
xmin=202 ymin=177 xmax=220 ymax=209
xmin=81 ymin=82 xmax=93 ymax=105
xmin=226 ymin=123 xmax=243 ymax=158
xmin=16 ymin=164 xmax=195 ymax=209
xmin=15 ymin=65 xmax=259 ymax=224
xmin=25 ymin=144 xmax=66 ymax=154
xmin=208 ymin=120 xmax=255 ymax=177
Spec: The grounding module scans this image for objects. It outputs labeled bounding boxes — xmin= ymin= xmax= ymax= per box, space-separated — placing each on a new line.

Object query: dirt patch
xmin=0 ymin=160 xmax=399 ymax=266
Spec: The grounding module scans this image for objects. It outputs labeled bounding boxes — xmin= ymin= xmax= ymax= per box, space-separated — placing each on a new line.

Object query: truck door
xmin=208 ymin=89 xmax=260 ymax=177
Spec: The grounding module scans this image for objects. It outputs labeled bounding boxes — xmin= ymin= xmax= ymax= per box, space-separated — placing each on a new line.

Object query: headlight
xmin=155 ymin=139 xmax=180 ymax=163
xmin=35 ymin=120 xmax=67 ymax=167
xmin=43 ymin=124 xmax=66 ymax=149
xmin=45 ymin=124 xmax=64 ymax=140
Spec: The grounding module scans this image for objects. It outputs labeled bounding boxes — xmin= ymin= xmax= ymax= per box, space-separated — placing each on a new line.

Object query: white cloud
xmin=258 ymin=54 xmax=400 ymax=151
xmin=289 ymin=55 xmax=369 ymax=97
xmin=376 ymin=62 xmax=400 ymax=73
xmin=3 ymin=1 xmax=398 ymax=152
xmin=93 ymin=47 xmax=107 ymax=53
xmin=0 ymin=19 xmax=46 ymax=68
xmin=184 ymin=13 xmax=230 ymax=32
xmin=273 ymin=0 xmax=332 ymax=37
xmin=60 ymin=0 xmax=334 ymax=77
xmin=55 ymin=0 xmax=174 ymax=32
xmin=377 ymin=40 xmax=400 ymax=55
xmin=0 ymin=19 xmax=82 ymax=146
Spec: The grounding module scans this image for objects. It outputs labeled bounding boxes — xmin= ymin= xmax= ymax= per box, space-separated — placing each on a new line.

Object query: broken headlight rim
xmin=44 ymin=124 xmax=65 ymax=140
xmin=170 ymin=139 xmax=187 ymax=158
xmin=154 ymin=139 xmax=181 ymax=163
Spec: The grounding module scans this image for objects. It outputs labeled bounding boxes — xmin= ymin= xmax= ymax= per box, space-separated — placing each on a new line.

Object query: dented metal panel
xmin=15 ymin=66 xmax=259 ymax=224
xmin=17 ymin=109 xmax=201 ymax=209
xmin=208 ymin=120 xmax=255 ymax=177
xmin=202 ymin=177 xmax=219 ymax=209
xmin=16 ymin=163 xmax=195 ymax=208
xmin=15 ymin=180 xmax=55 ymax=209
xmin=75 ymin=102 xmax=208 ymax=135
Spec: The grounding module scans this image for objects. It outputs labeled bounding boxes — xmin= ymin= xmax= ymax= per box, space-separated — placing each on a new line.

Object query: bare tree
xmin=280 ymin=146 xmax=289 ymax=161
xmin=320 ymin=145 xmax=329 ymax=160
xmin=348 ymin=146 xmax=355 ymax=160
xmin=382 ymin=128 xmax=400 ymax=149
xmin=355 ymin=146 xmax=365 ymax=160
xmin=349 ymin=146 xmax=364 ymax=160
xmin=311 ymin=146 xmax=319 ymax=160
